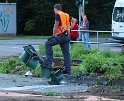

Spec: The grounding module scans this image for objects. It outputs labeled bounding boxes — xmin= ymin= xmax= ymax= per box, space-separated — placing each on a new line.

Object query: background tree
xmin=1 ymin=0 xmax=115 ymax=35
xmin=86 ymin=0 xmax=114 ymax=30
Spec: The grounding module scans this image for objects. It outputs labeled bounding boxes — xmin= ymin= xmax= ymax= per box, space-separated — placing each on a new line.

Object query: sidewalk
xmin=0 ymin=74 xmax=89 ymax=93
xmin=0 ymin=91 xmax=122 ymax=101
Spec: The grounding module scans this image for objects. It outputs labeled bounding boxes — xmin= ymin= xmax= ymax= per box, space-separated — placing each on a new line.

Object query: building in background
xmin=0 ymin=3 xmax=16 ymax=36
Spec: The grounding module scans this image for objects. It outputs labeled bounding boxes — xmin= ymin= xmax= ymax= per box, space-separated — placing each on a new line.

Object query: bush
xmin=0 ymin=43 xmax=123 ymax=81
xmin=24 ymin=20 xmax=35 ymax=32
xmin=80 ymin=53 xmax=109 ymax=73
xmin=0 ymin=56 xmax=41 ymax=77
xmin=71 ymin=66 xmax=82 ymax=75
xmin=53 ymin=45 xmax=63 ymax=57
xmin=70 ymin=43 xmax=92 ymax=59
xmin=105 ymin=63 xmax=122 ymax=81
xmin=0 ymin=57 xmax=26 ymax=74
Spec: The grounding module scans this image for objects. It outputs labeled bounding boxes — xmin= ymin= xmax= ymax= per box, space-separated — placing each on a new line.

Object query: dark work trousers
xmin=45 ymin=33 xmax=71 ymax=69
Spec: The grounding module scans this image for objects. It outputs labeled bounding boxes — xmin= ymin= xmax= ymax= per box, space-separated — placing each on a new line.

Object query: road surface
xmin=0 ymin=38 xmax=122 ymax=60
xmin=0 ymin=39 xmax=46 ymax=59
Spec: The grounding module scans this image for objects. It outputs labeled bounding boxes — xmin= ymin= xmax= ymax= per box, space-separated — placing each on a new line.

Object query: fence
xmin=71 ymin=30 xmax=124 ymax=49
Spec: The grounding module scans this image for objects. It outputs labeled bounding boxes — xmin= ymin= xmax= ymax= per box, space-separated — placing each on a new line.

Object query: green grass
xmin=0 ymin=36 xmax=14 ymax=40
xmin=0 ymin=56 xmax=27 ymax=74
xmin=0 ymin=56 xmax=41 ymax=76
xmin=38 ymin=44 xmax=63 ymax=57
xmin=0 ymin=33 xmax=111 ymax=40
xmin=90 ymin=33 xmax=111 ymax=38
xmin=45 ymin=92 xmax=61 ymax=96
xmin=0 ymin=35 xmax=50 ymax=40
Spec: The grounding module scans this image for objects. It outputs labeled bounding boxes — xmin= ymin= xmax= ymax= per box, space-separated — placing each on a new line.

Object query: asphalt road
xmin=0 ymin=38 xmax=122 ymax=60
xmin=0 ymin=39 xmax=46 ymax=60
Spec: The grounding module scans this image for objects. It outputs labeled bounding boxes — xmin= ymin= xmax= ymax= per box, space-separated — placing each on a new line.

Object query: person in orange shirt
xmin=42 ymin=4 xmax=76 ymax=74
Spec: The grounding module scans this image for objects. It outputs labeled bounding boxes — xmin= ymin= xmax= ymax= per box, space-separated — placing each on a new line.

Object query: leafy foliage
xmin=0 ymin=57 xmax=26 ymax=73
xmin=71 ymin=44 xmax=124 ymax=80
xmin=105 ymin=63 xmax=122 ymax=81
xmin=82 ymin=53 xmax=106 ymax=73
xmin=24 ymin=20 xmax=35 ymax=32
xmin=0 ymin=43 xmax=124 ymax=81
xmin=2 ymin=0 xmax=115 ymax=35
xmin=53 ymin=45 xmax=63 ymax=57
xmin=0 ymin=56 xmax=41 ymax=76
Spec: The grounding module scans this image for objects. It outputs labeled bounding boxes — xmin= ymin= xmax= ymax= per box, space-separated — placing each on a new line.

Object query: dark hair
xmin=54 ymin=4 xmax=62 ymax=10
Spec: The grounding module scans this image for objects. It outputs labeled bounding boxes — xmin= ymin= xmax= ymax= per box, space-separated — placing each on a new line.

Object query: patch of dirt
xmin=86 ymin=86 xmax=124 ymax=100
xmin=0 ymin=86 xmax=124 ymax=101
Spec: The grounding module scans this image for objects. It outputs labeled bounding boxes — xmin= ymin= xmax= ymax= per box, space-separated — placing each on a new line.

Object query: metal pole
xmin=82 ymin=0 xmax=85 ymax=16
xmin=78 ymin=0 xmax=85 ymax=40
xmin=79 ymin=4 xmax=81 ymax=26
xmin=78 ymin=3 xmax=81 ymax=40
xmin=96 ymin=32 xmax=99 ymax=49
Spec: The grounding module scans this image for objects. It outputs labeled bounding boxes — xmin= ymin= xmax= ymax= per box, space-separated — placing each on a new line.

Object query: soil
xmin=0 ymin=86 xmax=124 ymax=101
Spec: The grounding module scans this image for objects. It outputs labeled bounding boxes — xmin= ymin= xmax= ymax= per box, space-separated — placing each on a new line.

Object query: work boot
xmin=62 ymin=67 xmax=71 ymax=74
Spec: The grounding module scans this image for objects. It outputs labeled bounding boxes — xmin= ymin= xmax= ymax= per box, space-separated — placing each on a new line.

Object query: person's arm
xmin=82 ymin=25 xmax=87 ymax=29
xmin=80 ymin=26 xmax=86 ymax=29
xmin=70 ymin=17 xmax=76 ymax=30
xmin=53 ymin=14 xmax=61 ymax=36
xmin=80 ymin=21 xmax=87 ymax=29
xmin=53 ymin=20 xmax=60 ymax=36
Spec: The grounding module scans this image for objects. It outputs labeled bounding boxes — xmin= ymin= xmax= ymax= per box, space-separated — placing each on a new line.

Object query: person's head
xmin=54 ymin=4 xmax=62 ymax=13
xmin=83 ymin=15 xmax=87 ymax=21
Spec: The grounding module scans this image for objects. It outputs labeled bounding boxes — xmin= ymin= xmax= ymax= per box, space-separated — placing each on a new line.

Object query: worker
xmin=42 ymin=4 xmax=76 ymax=74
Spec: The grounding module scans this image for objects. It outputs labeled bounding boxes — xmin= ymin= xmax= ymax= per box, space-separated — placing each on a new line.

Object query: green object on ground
xmin=41 ymin=67 xmax=52 ymax=78
xmin=48 ymin=69 xmax=64 ymax=85
xmin=19 ymin=45 xmax=40 ymax=69
xmin=26 ymin=57 xmax=39 ymax=69
xmin=19 ymin=51 xmax=30 ymax=63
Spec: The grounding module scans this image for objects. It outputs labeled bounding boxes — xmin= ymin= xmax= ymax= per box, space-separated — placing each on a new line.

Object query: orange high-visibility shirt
xmin=55 ymin=11 xmax=71 ymax=36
